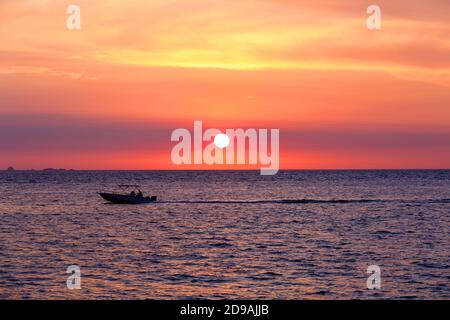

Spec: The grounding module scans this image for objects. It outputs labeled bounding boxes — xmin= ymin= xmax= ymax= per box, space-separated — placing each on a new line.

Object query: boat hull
xmin=98 ymin=193 xmax=157 ymax=204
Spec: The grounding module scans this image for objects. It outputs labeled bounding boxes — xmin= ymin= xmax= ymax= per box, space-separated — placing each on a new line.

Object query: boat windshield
xmin=117 ymin=185 xmax=144 ymax=197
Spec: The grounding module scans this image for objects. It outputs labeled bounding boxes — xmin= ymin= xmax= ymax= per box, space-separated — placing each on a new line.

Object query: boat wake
xmin=158 ymin=198 xmax=450 ymax=204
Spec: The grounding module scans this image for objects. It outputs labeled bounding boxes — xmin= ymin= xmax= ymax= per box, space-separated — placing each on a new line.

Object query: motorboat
xmin=98 ymin=185 xmax=157 ymax=204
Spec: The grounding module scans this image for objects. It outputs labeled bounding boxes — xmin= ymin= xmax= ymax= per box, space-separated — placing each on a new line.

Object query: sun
xmin=214 ymin=133 xmax=230 ymax=149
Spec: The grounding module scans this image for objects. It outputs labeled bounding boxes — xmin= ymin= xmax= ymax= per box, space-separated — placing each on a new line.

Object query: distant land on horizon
xmin=4 ymin=167 xmax=74 ymax=172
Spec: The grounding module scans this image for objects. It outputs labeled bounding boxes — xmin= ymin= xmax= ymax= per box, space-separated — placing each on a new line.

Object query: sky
xmin=0 ymin=0 xmax=449 ymax=169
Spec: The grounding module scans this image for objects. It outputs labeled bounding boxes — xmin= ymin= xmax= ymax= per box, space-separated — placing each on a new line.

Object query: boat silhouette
xmin=98 ymin=185 xmax=157 ymax=204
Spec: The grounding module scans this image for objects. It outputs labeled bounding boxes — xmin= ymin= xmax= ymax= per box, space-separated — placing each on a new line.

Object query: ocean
xmin=0 ymin=170 xmax=448 ymax=299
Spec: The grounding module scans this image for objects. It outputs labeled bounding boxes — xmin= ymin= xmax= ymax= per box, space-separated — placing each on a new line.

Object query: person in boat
xmin=130 ymin=190 xmax=136 ymax=196
xmin=137 ymin=189 xmax=143 ymax=197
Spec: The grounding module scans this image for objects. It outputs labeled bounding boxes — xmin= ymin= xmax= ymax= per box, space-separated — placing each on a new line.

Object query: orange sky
xmin=0 ymin=0 xmax=449 ymax=169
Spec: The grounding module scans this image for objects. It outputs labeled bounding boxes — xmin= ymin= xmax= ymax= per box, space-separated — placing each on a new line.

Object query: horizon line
xmin=2 ymin=168 xmax=450 ymax=172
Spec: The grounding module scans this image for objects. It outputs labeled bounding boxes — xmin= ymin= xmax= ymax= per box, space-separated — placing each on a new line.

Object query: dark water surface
xmin=0 ymin=170 xmax=449 ymax=299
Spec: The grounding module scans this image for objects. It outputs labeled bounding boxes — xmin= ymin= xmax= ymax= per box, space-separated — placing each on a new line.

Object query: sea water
xmin=0 ymin=170 xmax=448 ymax=299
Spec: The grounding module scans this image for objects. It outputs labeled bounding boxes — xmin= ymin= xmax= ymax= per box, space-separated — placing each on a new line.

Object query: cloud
xmin=0 ymin=66 xmax=84 ymax=79
xmin=0 ymin=114 xmax=172 ymax=152
xmin=1 ymin=114 xmax=449 ymax=169
xmin=1 ymin=0 xmax=449 ymax=73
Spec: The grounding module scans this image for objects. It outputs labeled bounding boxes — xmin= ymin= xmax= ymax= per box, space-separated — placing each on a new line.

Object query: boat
xmin=98 ymin=185 xmax=157 ymax=204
